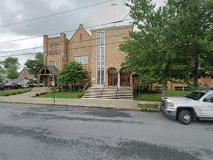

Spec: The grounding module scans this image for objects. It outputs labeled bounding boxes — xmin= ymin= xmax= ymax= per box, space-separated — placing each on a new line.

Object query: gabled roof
xmin=19 ymin=67 xmax=29 ymax=74
xmin=38 ymin=65 xmax=58 ymax=75
xmin=68 ymin=24 xmax=91 ymax=43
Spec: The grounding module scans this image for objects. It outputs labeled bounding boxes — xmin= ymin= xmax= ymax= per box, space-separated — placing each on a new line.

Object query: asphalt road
xmin=0 ymin=103 xmax=212 ymax=160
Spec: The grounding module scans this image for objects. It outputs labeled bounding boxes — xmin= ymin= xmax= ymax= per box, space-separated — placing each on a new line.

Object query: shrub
xmin=78 ymin=92 xmax=85 ymax=98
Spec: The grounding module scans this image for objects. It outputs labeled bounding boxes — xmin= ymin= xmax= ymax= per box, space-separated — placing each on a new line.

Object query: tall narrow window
xmin=97 ymin=31 xmax=105 ymax=86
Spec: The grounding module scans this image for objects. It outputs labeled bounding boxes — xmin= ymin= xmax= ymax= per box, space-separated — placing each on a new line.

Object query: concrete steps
xmin=83 ymin=88 xmax=102 ymax=98
xmin=117 ymin=87 xmax=133 ymax=100
xmin=83 ymin=87 xmax=133 ymax=100
xmin=101 ymin=87 xmax=117 ymax=99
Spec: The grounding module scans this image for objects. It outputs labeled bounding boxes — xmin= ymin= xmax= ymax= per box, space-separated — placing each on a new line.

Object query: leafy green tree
xmin=121 ymin=0 xmax=213 ymax=95
xmin=121 ymin=0 xmax=190 ymax=95
xmin=2 ymin=57 xmax=19 ymax=80
xmin=169 ymin=0 xmax=213 ymax=87
xmin=0 ymin=65 xmax=5 ymax=83
xmin=25 ymin=52 xmax=43 ymax=75
xmin=57 ymin=61 xmax=87 ymax=91
xmin=2 ymin=57 xmax=19 ymax=69
xmin=7 ymin=68 xmax=19 ymax=79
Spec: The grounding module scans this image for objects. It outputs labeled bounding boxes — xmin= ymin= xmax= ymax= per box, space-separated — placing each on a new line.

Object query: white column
xmin=117 ymin=72 xmax=120 ymax=88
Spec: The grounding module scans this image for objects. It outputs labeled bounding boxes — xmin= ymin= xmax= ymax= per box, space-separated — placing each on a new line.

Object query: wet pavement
xmin=0 ymin=103 xmax=212 ymax=160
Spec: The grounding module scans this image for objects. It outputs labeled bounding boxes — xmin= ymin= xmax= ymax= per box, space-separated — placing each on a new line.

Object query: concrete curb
xmin=0 ymin=100 xmax=142 ymax=111
xmin=139 ymin=108 xmax=160 ymax=112
xmin=0 ymin=92 xmax=160 ymax=112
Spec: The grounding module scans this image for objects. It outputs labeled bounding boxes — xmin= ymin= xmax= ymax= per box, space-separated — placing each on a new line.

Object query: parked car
xmin=21 ymin=84 xmax=29 ymax=88
xmin=160 ymin=90 xmax=213 ymax=125
xmin=0 ymin=83 xmax=5 ymax=90
xmin=4 ymin=83 xmax=19 ymax=89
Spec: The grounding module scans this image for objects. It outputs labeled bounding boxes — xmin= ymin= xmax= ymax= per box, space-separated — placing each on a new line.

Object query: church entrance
xmin=120 ymin=69 xmax=130 ymax=87
xmin=107 ymin=67 xmax=118 ymax=86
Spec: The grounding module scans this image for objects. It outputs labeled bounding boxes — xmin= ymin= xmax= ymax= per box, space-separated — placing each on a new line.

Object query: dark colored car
xmin=0 ymin=83 xmax=5 ymax=90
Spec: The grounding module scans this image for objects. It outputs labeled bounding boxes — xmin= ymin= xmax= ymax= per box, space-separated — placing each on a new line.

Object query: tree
xmin=121 ymin=0 xmax=213 ymax=95
xmin=2 ymin=57 xmax=20 ymax=80
xmin=121 ymin=0 xmax=190 ymax=95
xmin=0 ymin=65 xmax=5 ymax=83
xmin=7 ymin=68 xmax=19 ymax=79
xmin=2 ymin=57 xmax=19 ymax=69
xmin=25 ymin=52 xmax=43 ymax=75
xmin=169 ymin=0 xmax=213 ymax=87
xmin=57 ymin=61 xmax=87 ymax=91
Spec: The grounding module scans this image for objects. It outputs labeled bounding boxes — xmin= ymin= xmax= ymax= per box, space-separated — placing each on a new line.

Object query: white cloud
xmin=0 ymin=0 xmax=162 ymax=69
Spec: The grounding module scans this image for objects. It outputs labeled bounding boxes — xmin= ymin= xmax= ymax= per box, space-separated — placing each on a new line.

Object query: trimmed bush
xmin=78 ymin=92 xmax=85 ymax=98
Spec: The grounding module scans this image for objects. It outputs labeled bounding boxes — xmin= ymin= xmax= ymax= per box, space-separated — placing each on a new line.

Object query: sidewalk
xmin=0 ymin=90 xmax=159 ymax=111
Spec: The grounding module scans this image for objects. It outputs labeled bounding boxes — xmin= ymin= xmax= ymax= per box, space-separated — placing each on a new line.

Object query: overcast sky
xmin=0 ymin=0 xmax=165 ymax=70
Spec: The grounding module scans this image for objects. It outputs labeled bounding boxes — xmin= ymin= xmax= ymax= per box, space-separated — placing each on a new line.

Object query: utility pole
xmin=111 ymin=3 xmax=118 ymax=22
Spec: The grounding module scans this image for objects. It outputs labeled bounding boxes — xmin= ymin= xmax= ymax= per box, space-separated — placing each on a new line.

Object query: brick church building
xmin=40 ymin=24 xmax=134 ymax=88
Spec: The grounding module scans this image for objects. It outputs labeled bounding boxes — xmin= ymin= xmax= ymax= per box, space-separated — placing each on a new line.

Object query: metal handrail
xmin=116 ymin=86 xmax=118 ymax=99
xmin=83 ymin=82 xmax=90 ymax=91
xmin=101 ymin=86 xmax=104 ymax=97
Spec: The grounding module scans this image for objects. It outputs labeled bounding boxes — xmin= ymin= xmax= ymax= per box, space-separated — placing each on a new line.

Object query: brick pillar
xmin=43 ymin=35 xmax=48 ymax=65
xmin=60 ymin=33 xmax=67 ymax=70
xmin=117 ymin=72 xmax=120 ymax=88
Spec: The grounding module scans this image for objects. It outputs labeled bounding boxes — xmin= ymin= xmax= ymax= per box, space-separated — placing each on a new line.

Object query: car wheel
xmin=178 ymin=110 xmax=192 ymax=125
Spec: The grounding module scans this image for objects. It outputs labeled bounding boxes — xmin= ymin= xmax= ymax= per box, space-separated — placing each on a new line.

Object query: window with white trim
xmin=50 ymin=61 xmax=57 ymax=66
xmin=97 ymin=31 xmax=105 ymax=85
xmin=74 ymin=56 xmax=88 ymax=64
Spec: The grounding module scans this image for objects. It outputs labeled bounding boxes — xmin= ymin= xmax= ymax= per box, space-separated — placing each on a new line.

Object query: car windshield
xmin=185 ymin=91 xmax=206 ymax=100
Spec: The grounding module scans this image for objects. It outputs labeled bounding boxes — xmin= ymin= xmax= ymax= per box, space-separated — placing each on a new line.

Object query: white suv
xmin=160 ymin=91 xmax=213 ymax=125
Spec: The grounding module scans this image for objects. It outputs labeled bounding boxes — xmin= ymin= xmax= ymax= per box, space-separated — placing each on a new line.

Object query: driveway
xmin=0 ymin=103 xmax=212 ymax=160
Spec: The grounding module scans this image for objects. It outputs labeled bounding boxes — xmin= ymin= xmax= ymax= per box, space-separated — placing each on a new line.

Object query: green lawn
xmin=38 ymin=92 xmax=84 ymax=99
xmin=0 ymin=88 xmax=31 ymax=96
xmin=134 ymin=90 xmax=188 ymax=102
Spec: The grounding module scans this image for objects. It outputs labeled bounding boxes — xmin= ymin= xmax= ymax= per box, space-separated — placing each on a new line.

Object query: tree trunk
xmin=162 ymin=79 xmax=167 ymax=97
xmin=71 ymin=83 xmax=74 ymax=92
xmin=73 ymin=82 xmax=76 ymax=92
xmin=193 ymin=58 xmax=199 ymax=88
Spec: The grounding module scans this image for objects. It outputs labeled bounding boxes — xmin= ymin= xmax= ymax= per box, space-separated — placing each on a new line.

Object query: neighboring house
xmin=40 ymin=24 xmax=134 ymax=88
xmin=18 ymin=68 xmax=35 ymax=81
xmin=200 ymin=75 xmax=213 ymax=88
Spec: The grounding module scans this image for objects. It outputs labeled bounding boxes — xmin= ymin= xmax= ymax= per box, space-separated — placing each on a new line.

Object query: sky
xmin=0 ymin=0 xmax=165 ymax=70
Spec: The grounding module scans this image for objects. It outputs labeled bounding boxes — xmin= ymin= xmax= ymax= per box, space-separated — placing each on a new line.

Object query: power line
xmin=0 ymin=18 xmax=132 ymax=44
xmin=0 ymin=32 xmax=130 ymax=54
xmin=0 ymin=47 xmax=42 ymax=54
xmin=0 ymin=0 xmax=116 ymax=28
xmin=0 ymin=40 xmax=128 ymax=58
